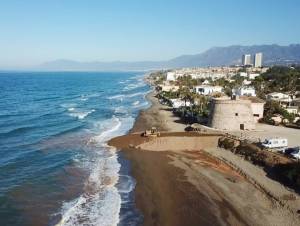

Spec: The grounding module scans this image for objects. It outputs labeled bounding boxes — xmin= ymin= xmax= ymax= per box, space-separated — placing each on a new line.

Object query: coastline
xmin=110 ymin=88 xmax=300 ymax=225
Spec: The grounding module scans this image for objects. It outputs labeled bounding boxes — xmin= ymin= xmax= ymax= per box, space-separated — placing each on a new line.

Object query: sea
xmin=0 ymin=71 xmax=151 ymax=226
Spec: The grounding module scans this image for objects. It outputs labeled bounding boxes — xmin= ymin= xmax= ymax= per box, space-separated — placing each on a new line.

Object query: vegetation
xmin=263 ymin=100 xmax=295 ymax=124
xmin=272 ymin=163 xmax=300 ymax=192
xmin=154 ymin=66 xmax=300 ymax=126
xmin=157 ymin=79 xmax=210 ymax=123
xmin=176 ymin=75 xmax=199 ymax=88
xmin=149 ymin=71 xmax=167 ymax=85
xmin=212 ymin=75 xmax=244 ymax=96
xmin=253 ymin=66 xmax=300 ymax=98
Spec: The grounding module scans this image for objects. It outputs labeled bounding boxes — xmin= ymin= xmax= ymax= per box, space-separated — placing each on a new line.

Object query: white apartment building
xmin=266 ymin=92 xmax=292 ymax=107
xmin=233 ymin=86 xmax=256 ymax=97
xmin=254 ymin=53 xmax=263 ymax=68
xmin=266 ymin=92 xmax=290 ymax=101
xmin=239 ymin=72 xmax=248 ymax=77
xmin=242 ymin=54 xmax=251 ymax=66
xmin=170 ymin=99 xmax=191 ymax=108
xmin=166 ymin=72 xmax=176 ymax=81
xmin=248 ymin=73 xmax=260 ymax=80
xmin=243 ymin=79 xmax=252 ymax=86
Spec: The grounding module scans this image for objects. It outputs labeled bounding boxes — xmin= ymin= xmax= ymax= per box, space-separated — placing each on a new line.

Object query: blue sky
xmin=0 ymin=0 xmax=299 ymax=68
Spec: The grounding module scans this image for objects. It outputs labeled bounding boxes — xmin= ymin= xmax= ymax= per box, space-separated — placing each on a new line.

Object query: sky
xmin=0 ymin=0 xmax=299 ymax=68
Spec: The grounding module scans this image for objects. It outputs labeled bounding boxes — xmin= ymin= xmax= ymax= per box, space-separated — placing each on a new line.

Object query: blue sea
xmin=0 ymin=71 xmax=151 ymax=226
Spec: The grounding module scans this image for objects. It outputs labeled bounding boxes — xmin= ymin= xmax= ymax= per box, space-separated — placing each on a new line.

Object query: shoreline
xmin=121 ymin=91 xmax=237 ymax=226
xmin=111 ymin=87 xmax=300 ymax=225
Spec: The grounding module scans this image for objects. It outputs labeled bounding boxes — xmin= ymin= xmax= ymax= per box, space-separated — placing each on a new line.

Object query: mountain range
xmin=38 ymin=44 xmax=300 ymax=71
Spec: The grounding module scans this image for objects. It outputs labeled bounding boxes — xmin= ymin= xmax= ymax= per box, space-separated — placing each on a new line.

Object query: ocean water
xmin=0 ymin=71 xmax=150 ymax=226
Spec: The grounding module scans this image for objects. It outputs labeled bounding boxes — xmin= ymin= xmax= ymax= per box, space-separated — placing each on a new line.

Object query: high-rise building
xmin=242 ymin=54 xmax=251 ymax=66
xmin=254 ymin=53 xmax=263 ymax=67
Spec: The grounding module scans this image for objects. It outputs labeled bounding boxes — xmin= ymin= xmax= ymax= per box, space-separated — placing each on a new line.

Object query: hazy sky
xmin=0 ymin=0 xmax=299 ymax=68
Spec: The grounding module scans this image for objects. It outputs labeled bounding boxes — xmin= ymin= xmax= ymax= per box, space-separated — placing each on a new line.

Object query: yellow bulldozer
xmin=142 ymin=127 xmax=160 ymax=137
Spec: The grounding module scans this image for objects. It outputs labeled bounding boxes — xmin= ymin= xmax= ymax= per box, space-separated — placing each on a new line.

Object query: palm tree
xmin=177 ymin=86 xmax=194 ymax=120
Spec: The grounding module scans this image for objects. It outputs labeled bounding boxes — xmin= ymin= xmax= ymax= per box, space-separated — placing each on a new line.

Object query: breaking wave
xmin=69 ymin=109 xmax=95 ymax=120
xmin=56 ymin=116 xmax=136 ymax=226
xmin=108 ymin=92 xmax=144 ymax=101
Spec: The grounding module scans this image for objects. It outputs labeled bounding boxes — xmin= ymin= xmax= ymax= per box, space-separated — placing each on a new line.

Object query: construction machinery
xmin=142 ymin=127 xmax=160 ymax=137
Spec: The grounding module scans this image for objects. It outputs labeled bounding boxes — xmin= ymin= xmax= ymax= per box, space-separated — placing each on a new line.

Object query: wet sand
xmin=109 ymin=91 xmax=300 ymax=226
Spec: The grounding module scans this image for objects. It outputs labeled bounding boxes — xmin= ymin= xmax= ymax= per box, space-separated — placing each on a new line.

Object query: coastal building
xmin=240 ymin=96 xmax=265 ymax=122
xmin=248 ymin=73 xmax=260 ymax=80
xmin=242 ymin=79 xmax=252 ymax=86
xmin=266 ymin=92 xmax=292 ymax=106
xmin=193 ymin=85 xmax=223 ymax=96
xmin=208 ymin=97 xmax=255 ymax=131
xmin=202 ymin=79 xmax=210 ymax=85
xmin=239 ymin=72 xmax=248 ymax=77
xmin=170 ymin=99 xmax=191 ymax=108
xmin=159 ymin=84 xmax=179 ymax=92
xmin=233 ymin=86 xmax=256 ymax=97
xmin=285 ymin=106 xmax=299 ymax=115
xmin=292 ymin=98 xmax=300 ymax=107
xmin=254 ymin=53 xmax=263 ymax=68
xmin=267 ymin=92 xmax=290 ymax=100
xmin=242 ymin=54 xmax=251 ymax=66
xmin=171 ymin=66 xmax=268 ymax=81
xmin=166 ymin=72 xmax=176 ymax=81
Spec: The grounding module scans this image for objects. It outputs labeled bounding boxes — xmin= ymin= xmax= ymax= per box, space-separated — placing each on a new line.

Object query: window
xmin=253 ymin=114 xmax=259 ymax=117
xmin=235 ymin=113 xmax=238 ymax=116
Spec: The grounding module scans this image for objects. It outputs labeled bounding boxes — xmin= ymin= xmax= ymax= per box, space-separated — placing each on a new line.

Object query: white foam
xmin=114 ymin=106 xmax=127 ymax=114
xmin=132 ymin=101 xmax=149 ymax=109
xmin=56 ymin=154 xmax=121 ymax=226
xmin=123 ymin=82 xmax=146 ymax=91
xmin=80 ymin=93 xmax=101 ymax=101
xmin=117 ymin=175 xmax=136 ymax=194
xmin=69 ymin=109 xmax=95 ymax=120
xmin=127 ymin=92 xmax=144 ymax=98
xmin=107 ymin=94 xmax=124 ymax=101
xmin=60 ymin=103 xmax=77 ymax=108
xmin=56 ymin=116 xmax=136 ymax=226
xmin=129 ymin=74 xmax=145 ymax=80
xmin=132 ymin=101 xmax=140 ymax=106
xmin=108 ymin=92 xmax=144 ymax=101
xmin=91 ymin=116 xmax=122 ymax=144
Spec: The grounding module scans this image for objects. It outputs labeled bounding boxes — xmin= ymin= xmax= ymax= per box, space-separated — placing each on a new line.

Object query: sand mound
xmin=137 ymin=136 xmax=220 ymax=151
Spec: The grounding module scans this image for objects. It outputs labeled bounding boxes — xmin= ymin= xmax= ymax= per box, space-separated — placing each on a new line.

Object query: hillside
xmin=38 ymin=44 xmax=300 ymax=71
xmin=169 ymin=44 xmax=300 ymax=67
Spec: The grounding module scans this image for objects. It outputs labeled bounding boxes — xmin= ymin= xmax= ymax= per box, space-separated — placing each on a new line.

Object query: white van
xmin=261 ymin=138 xmax=288 ymax=149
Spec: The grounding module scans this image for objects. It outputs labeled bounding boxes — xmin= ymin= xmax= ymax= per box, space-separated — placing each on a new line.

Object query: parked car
xmin=284 ymin=147 xmax=298 ymax=155
xmin=290 ymin=147 xmax=300 ymax=160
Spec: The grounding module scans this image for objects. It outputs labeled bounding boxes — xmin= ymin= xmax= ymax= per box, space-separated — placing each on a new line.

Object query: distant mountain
xmin=38 ymin=44 xmax=300 ymax=71
xmin=168 ymin=44 xmax=300 ymax=67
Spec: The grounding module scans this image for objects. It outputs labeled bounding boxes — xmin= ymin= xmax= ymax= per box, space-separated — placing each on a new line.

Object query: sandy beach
xmin=108 ymin=91 xmax=300 ymax=226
